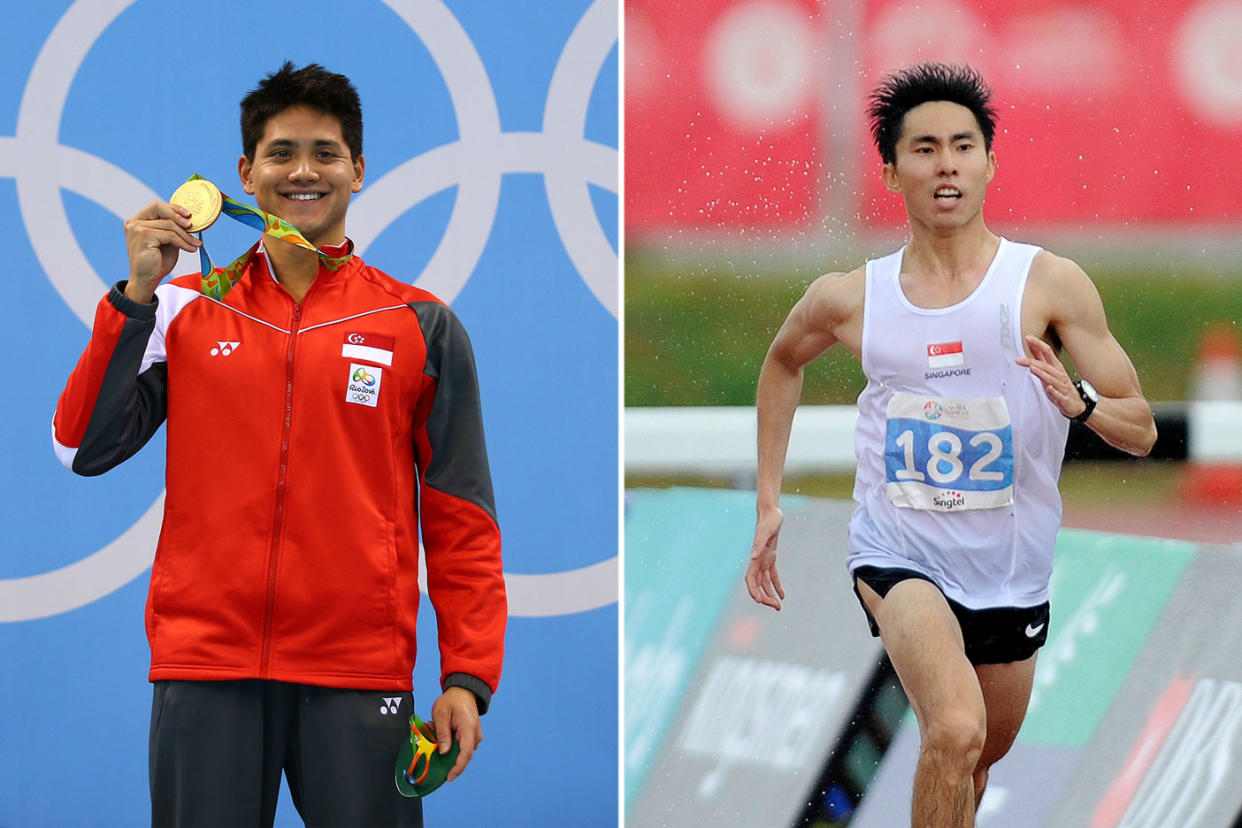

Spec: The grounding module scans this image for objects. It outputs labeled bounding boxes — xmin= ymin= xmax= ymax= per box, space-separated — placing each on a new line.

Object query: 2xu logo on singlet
xmin=884 ymin=392 xmax=1014 ymax=512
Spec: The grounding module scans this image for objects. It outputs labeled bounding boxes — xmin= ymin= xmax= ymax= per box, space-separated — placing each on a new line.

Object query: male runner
xmin=53 ymin=63 xmax=506 ymax=826
xmin=745 ymin=63 xmax=1156 ymax=827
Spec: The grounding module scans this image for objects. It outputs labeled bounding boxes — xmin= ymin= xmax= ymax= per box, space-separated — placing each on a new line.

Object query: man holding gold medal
xmin=54 ymin=63 xmax=506 ymax=825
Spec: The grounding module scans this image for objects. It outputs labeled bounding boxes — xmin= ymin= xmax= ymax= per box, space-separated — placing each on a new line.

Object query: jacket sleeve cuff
xmin=444 ymin=672 xmax=493 ymax=715
xmin=108 ymin=281 xmax=158 ymax=320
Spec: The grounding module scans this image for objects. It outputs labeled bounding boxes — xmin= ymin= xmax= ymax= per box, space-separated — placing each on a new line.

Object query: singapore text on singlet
xmin=847 ymin=238 xmax=1070 ymax=609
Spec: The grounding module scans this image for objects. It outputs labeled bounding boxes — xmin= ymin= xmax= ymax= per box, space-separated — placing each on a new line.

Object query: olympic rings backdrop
xmin=0 ymin=1 xmax=617 ymax=825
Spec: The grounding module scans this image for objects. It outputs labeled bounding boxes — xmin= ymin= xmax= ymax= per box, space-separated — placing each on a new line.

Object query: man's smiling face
xmin=238 ymin=104 xmax=365 ymax=246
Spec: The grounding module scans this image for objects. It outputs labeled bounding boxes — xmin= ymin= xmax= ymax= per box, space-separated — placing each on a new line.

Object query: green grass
xmin=625 ymin=255 xmax=1242 ymax=406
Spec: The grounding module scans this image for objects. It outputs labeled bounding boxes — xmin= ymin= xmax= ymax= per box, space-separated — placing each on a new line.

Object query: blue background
xmin=0 ymin=1 xmax=617 ymax=825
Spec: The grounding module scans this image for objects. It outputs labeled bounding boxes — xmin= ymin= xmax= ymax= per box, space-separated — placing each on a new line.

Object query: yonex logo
xmin=380 ymin=697 xmax=402 ymax=715
xmin=210 ymin=340 xmax=240 ymax=356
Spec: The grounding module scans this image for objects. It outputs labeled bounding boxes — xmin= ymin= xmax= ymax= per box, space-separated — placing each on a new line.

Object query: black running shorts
xmin=852 ymin=565 xmax=1050 ymax=665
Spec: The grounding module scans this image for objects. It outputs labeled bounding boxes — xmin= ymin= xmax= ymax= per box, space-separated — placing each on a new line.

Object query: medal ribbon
xmin=183 ymin=174 xmax=352 ymax=300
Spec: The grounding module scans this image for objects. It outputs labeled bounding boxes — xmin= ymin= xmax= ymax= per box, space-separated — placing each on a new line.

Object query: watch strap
xmin=1072 ymin=380 xmax=1097 ymax=423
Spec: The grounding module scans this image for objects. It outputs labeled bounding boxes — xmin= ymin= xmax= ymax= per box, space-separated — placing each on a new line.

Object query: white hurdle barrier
xmin=625 ymin=402 xmax=1242 ymax=475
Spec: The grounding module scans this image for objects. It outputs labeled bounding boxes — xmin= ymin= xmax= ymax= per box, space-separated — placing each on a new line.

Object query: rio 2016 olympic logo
xmin=352 ymin=368 xmax=377 ymax=387
xmin=0 ymin=0 xmax=617 ymax=623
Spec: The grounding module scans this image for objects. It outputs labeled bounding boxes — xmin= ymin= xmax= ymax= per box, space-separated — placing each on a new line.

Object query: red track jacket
xmin=53 ymin=242 xmax=505 ymax=710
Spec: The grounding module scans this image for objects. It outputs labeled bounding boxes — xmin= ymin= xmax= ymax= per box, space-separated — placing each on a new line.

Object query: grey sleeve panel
xmin=109 ymin=280 xmax=159 ymax=321
xmin=73 ymin=282 xmax=169 ymax=476
xmin=443 ymin=672 xmax=493 ymax=715
xmin=409 ymin=301 xmax=498 ymax=526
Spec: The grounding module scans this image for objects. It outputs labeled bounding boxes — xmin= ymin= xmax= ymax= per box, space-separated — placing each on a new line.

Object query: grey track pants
xmin=149 ymin=679 xmax=424 ymax=827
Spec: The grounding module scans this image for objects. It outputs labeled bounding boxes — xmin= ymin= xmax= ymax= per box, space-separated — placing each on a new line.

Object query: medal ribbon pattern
xmin=181 ymin=174 xmax=353 ymax=300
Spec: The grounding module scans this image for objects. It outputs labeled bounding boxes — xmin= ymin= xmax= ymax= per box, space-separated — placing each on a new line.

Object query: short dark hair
xmin=867 ymin=62 xmax=996 ymax=166
xmin=240 ymin=62 xmax=363 ymax=161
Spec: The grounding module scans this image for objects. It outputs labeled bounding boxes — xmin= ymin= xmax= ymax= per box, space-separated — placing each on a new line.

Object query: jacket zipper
xmin=260 ymin=301 xmax=303 ymax=677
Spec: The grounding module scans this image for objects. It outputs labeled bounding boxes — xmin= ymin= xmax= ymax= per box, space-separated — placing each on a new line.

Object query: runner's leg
xmin=971 ymin=655 xmax=1037 ymax=807
xmin=857 ymin=578 xmax=985 ymax=828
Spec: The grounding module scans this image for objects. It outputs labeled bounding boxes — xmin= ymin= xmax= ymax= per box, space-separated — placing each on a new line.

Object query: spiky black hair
xmin=868 ymin=62 xmax=996 ymax=165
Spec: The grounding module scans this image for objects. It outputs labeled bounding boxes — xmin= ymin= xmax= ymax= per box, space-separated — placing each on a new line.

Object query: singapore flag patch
xmin=927 ymin=341 xmax=964 ymax=368
xmin=345 ymin=363 xmax=383 ymax=407
xmin=341 ymin=331 xmax=395 ymax=366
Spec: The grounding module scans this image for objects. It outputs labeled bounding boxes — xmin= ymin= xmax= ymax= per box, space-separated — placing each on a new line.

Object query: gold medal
xmin=170 ymin=178 xmax=222 ymax=232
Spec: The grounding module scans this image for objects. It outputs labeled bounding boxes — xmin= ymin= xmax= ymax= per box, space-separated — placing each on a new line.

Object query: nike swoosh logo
xmin=1025 ymin=623 xmax=1045 ymax=637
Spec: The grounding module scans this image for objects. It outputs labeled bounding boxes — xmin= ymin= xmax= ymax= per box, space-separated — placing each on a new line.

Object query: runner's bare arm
xmin=1019 ymin=253 xmax=1156 ymax=457
xmin=748 ymin=270 xmax=863 ymax=610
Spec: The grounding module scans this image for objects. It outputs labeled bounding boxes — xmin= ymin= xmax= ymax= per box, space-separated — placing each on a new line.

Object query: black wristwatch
xmin=1071 ymin=379 xmax=1098 ymax=422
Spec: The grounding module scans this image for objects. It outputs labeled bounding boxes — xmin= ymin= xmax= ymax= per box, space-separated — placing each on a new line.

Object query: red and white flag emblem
xmin=927 ymin=341 xmax=964 ymax=368
xmin=342 ymin=332 xmax=395 ymax=366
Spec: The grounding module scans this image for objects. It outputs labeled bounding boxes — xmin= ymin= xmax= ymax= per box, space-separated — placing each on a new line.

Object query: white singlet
xmin=847 ymin=238 xmax=1070 ymax=609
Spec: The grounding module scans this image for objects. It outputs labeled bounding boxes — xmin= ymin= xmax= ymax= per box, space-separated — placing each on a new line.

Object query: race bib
xmin=884 ymin=393 xmax=1014 ymax=511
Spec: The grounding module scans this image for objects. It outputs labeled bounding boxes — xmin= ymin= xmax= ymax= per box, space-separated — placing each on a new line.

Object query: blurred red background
xmin=626 ymin=0 xmax=1242 ymax=238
